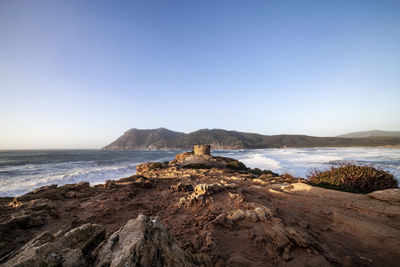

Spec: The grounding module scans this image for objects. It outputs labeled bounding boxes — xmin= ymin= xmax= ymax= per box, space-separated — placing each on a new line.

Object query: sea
xmin=0 ymin=148 xmax=399 ymax=197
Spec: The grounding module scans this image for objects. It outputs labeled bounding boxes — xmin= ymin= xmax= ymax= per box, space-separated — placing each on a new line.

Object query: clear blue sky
xmin=1 ymin=0 xmax=399 ymax=149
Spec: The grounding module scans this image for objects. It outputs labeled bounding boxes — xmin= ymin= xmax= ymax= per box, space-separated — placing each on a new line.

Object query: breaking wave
xmin=0 ymin=164 xmax=139 ymax=197
xmin=236 ymin=153 xmax=282 ymax=171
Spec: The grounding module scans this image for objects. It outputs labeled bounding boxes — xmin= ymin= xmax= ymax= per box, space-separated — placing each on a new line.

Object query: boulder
xmin=103 ymin=180 xmax=118 ymax=189
xmin=2 ymin=223 xmax=105 ymax=266
xmin=194 ymin=183 xmax=222 ymax=196
xmin=170 ymin=182 xmax=194 ymax=192
xmin=131 ymin=177 xmax=156 ymax=188
xmin=95 ymin=214 xmax=210 ymax=267
xmin=368 ymin=188 xmax=400 ymax=203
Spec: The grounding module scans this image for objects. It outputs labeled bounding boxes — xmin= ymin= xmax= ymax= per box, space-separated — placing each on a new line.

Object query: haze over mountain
xmin=103 ymin=128 xmax=400 ymax=150
xmin=337 ymin=130 xmax=400 ymax=138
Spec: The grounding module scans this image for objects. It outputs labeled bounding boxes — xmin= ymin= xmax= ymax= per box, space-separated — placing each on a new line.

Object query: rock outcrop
xmin=368 ymin=188 xmax=400 ymax=203
xmin=2 ymin=223 xmax=105 ymax=266
xmin=166 ymin=148 xmax=248 ymax=170
xmin=95 ymin=214 xmax=209 ymax=267
xmin=2 ymin=214 xmax=209 ymax=267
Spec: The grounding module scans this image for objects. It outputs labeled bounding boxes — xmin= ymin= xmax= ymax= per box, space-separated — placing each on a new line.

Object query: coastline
xmin=1 ymin=147 xmax=400 ymax=198
xmin=1 ymin=151 xmax=400 ymax=266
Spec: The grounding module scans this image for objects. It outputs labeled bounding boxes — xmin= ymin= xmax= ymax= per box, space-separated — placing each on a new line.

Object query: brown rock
xmin=104 ymin=180 xmax=117 ymax=189
xmin=368 ymin=188 xmax=400 ymax=203
xmin=194 ymin=183 xmax=222 ymax=196
xmin=32 ymin=184 xmax=58 ymax=194
xmin=170 ymin=182 xmax=194 ymax=192
xmin=95 ymin=214 xmax=210 ymax=267
xmin=132 ymin=177 xmax=156 ymax=188
xmin=8 ymin=198 xmax=23 ymax=208
xmin=3 ymin=223 xmax=105 ymax=266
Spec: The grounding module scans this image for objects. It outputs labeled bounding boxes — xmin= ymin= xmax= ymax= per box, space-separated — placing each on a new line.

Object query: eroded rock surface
xmin=2 ymin=223 xmax=105 ymax=266
xmin=2 ymin=214 xmax=209 ymax=267
xmin=368 ymin=188 xmax=400 ymax=203
xmin=95 ymin=214 xmax=210 ymax=267
xmin=168 ymin=150 xmax=249 ymax=170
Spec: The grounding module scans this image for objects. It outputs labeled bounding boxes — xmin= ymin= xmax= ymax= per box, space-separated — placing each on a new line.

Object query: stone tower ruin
xmin=193 ymin=145 xmax=211 ymax=156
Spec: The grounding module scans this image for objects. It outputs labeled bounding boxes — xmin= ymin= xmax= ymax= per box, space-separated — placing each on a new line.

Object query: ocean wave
xmin=286 ymin=154 xmax=343 ymax=164
xmin=240 ymin=153 xmax=282 ymax=171
xmin=0 ymin=164 xmax=138 ymax=197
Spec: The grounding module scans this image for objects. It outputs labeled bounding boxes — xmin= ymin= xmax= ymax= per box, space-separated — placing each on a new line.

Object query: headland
xmin=1 ymin=145 xmax=399 ymax=266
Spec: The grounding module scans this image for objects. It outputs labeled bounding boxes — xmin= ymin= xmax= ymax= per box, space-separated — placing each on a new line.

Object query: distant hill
xmin=103 ymin=128 xmax=185 ymax=150
xmin=337 ymin=130 xmax=400 ymax=138
xmin=103 ymin=128 xmax=400 ymax=150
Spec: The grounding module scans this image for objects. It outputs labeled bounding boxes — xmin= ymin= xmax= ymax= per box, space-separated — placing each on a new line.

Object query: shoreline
xmin=1 ymin=151 xmax=400 ymax=266
xmin=1 ymin=147 xmax=400 ymax=198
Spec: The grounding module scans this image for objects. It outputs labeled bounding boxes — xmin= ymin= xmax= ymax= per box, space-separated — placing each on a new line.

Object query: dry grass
xmin=308 ymin=163 xmax=398 ymax=194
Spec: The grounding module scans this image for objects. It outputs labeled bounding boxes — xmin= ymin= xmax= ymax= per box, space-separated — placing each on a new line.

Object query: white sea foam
xmin=215 ymin=148 xmax=400 ymax=180
xmin=238 ymin=153 xmax=282 ymax=171
xmin=0 ymin=164 xmax=138 ymax=197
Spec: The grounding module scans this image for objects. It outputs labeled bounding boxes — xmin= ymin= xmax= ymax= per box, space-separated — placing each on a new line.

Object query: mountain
xmin=103 ymin=128 xmax=185 ymax=150
xmin=103 ymin=128 xmax=400 ymax=150
xmin=337 ymin=130 xmax=400 ymax=138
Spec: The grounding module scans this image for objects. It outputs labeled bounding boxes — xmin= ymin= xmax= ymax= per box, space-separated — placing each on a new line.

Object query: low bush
xmin=221 ymin=157 xmax=278 ymax=175
xmin=226 ymin=161 xmax=248 ymax=171
xmin=249 ymin=167 xmax=279 ymax=176
xmin=308 ymin=163 xmax=398 ymax=194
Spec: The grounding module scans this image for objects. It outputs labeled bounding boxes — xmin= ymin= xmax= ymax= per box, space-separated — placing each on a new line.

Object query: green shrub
xmin=308 ymin=163 xmax=398 ymax=194
xmin=249 ymin=167 xmax=279 ymax=176
xmin=251 ymin=167 xmax=263 ymax=175
xmin=226 ymin=161 xmax=247 ymax=171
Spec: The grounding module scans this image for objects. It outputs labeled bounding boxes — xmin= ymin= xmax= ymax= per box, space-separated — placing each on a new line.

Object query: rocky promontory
xmin=1 ymin=146 xmax=400 ymax=266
